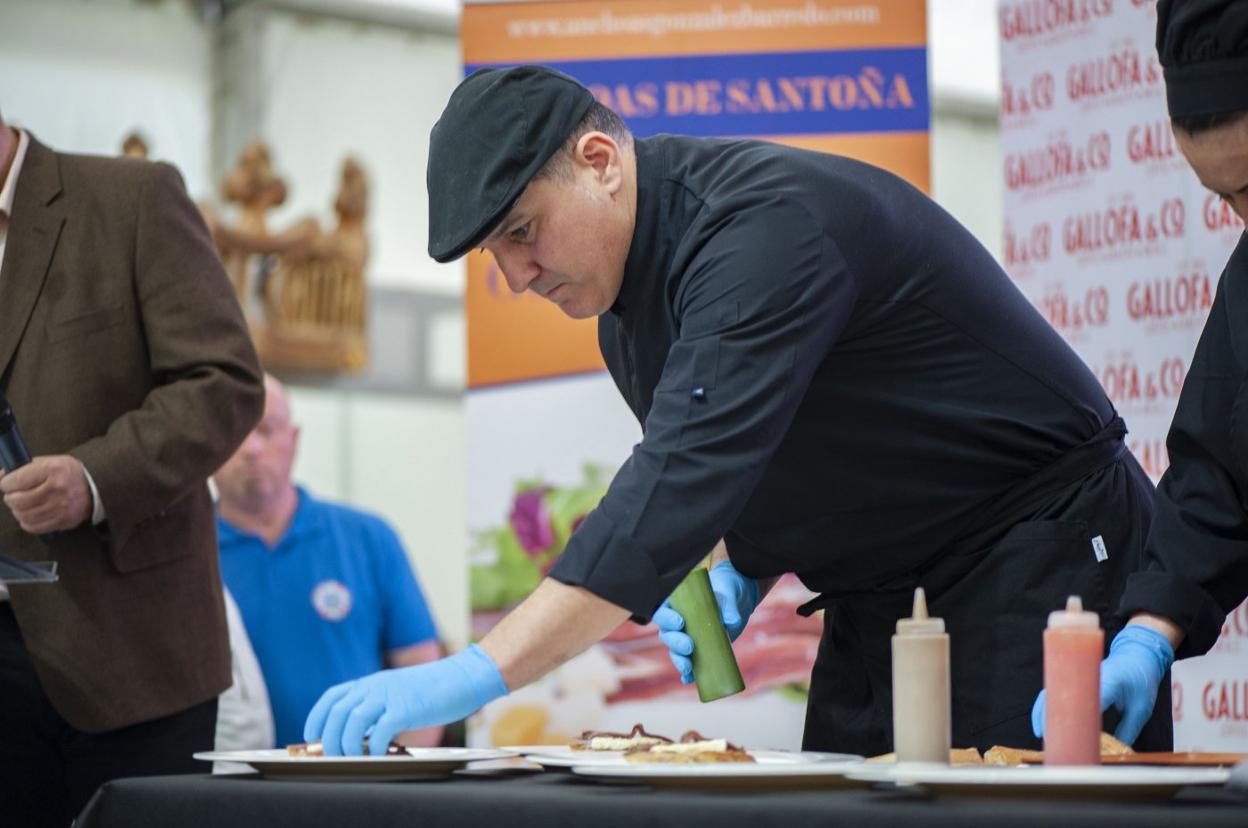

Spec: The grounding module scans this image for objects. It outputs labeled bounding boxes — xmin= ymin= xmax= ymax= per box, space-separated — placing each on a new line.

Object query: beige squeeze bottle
xmin=1043 ymin=595 xmax=1103 ymax=765
xmin=891 ymin=587 xmax=951 ymax=763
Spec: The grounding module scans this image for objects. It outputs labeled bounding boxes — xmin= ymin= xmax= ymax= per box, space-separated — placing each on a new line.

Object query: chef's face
xmin=1175 ymin=114 xmax=1248 ymax=223
xmin=481 ymin=132 xmax=635 ymax=319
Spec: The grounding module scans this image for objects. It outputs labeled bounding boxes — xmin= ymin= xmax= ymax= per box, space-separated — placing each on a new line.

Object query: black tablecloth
xmin=76 ymin=771 xmax=1248 ymax=828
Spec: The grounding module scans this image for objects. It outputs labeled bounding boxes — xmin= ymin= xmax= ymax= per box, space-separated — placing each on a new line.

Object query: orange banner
xmin=463 ymin=0 xmax=929 ymax=389
xmin=463 ymin=0 xmax=926 ymax=63
xmin=773 ymin=131 xmax=929 ymax=192
xmin=466 ymin=253 xmax=606 ymax=388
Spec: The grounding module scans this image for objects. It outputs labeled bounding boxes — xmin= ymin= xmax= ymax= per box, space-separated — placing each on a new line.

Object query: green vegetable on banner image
xmin=470 ymin=464 xmax=610 ymax=612
xmin=468 ymin=459 xmax=822 ymax=726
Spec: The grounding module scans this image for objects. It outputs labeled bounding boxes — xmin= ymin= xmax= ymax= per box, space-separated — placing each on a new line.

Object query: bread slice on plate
xmin=570 ymin=723 xmax=674 ymax=751
xmin=623 ymin=731 xmax=755 ymax=764
xmin=867 ymin=747 xmax=984 ymax=765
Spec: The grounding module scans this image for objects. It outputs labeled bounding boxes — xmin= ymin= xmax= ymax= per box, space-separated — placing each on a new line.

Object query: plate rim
xmin=843 ymin=764 xmax=1231 ymax=787
xmin=524 ymin=748 xmax=859 ymax=769
xmin=570 ymin=758 xmax=867 ymax=778
xmin=497 ymin=744 xmax=589 ymax=755
xmin=192 ymin=747 xmax=512 ymax=765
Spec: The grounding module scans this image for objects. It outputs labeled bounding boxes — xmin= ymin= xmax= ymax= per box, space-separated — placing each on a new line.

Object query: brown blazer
xmin=0 ymin=135 xmax=264 ymax=733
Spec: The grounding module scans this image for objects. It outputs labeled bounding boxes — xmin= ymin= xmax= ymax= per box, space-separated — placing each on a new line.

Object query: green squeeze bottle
xmin=667 ymin=567 xmax=746 ymax=702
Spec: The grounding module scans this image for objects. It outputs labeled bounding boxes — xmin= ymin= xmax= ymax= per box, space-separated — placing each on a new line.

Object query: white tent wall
xmin=0 ymin=0 xmax=214 ymax=197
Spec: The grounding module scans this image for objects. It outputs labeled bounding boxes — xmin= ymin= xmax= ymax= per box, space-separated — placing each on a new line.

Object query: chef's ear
xmin=574 ymin=132 xmax=624 ymax=193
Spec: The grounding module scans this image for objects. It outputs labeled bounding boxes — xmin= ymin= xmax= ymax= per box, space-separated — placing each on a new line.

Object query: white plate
xmin=519 ymin=749 xmax=858 ymax=769
xmin=498 ymin=745 xmax=590 ymax=757
xmin=517 ymin=746 xmax=853 ymax=767
xmin=515 ymin=746 xmax=627 ymax=767
xmin=192 ymin=747 xmax=512 ymax=781
xmin=570 ymin=751 xmax=865 ymax=789
xmin=845 ymin=763 xmax=1231 ymax=800
xmin=502 ymin=745 xmax=645 ymax=767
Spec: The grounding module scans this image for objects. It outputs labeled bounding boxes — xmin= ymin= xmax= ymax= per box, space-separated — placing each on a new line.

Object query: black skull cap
xmin=1157 ymin=0 xmax=1248 ymax=118
xmin=427 ymin=65 xmax=596 ymax=263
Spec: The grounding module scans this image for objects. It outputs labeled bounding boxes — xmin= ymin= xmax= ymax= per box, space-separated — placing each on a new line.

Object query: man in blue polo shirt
xmin=215 ymin=374 xmax=442 ymax=749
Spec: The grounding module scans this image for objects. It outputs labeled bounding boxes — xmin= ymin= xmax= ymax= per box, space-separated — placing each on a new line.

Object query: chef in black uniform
xmin=1034 ymin=0 xmax=1248 ymax=748
xmin=304 ymin=66 xmax=1170 ymax=757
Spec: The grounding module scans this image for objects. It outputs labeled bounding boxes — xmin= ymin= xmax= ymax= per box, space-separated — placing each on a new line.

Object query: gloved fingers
xmin=710 ymin=565 xmax=758 ymax=635
xmin=709 ymin=574 xmax=737 ymax=603
xmin=1030 ymin=690 xmax=1046 ymax=739
xmin=709 ymin=560 xmax=743 ymax=592
xmin=320 ymin=687 xmax=368 ymax=756
xmin=1098 ymin=637 xmax=1168 ymax=745
xmin=1098 ymin=671 xmax=1129 ymax=715
xmin=709 ymin=576 xmax=741 ymax=620
xmin=1111 ymin=625 xmax=1176 ymax=672
xmin=1113 ymin=699 xmax=1155 ymax=747
xmin=305 ymin=681 xmax=355 ymax=743
xmin=369 ymin=711 xmax=410 ymax=757
xmin=659 ymin=630 xmax=694 ymax=656
xmin=341 ymin=695 xmax=387 ymax=757
xmin=668 ymin=650 xmax=694 ymax=684
xmin=653 ymin=604 xmax=685 ymax=632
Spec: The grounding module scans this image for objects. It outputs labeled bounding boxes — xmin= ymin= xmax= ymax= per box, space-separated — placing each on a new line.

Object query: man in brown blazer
xmin=0 ymin=112 xmax=264 ymax=827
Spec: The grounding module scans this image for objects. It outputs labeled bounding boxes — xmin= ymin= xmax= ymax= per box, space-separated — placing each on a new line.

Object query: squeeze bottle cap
xmin=896 ymin=587 xmax=945 ymax=635
xmin=1047 ymin=595 xmax=1100 ymax=629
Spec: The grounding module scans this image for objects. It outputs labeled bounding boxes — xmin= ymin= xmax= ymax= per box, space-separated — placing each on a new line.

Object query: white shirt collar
xmin=0 ymin=129 xmax=31 ymax=218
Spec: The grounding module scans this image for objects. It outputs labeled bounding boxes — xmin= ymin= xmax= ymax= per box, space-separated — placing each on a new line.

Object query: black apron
xmin=799 ymin=417 xmax=1173 ymax=756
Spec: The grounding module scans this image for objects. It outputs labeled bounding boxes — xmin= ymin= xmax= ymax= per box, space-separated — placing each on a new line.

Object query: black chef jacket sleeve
xmin=548 ymin=201 xmax=858 ymax=621
xmin=1118 ymin=263 xmax=1248 ymax=658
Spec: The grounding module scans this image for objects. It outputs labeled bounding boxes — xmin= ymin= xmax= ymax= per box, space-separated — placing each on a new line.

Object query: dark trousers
xmin=0 ymin=603 xmax=218 ymax=827
xmin=803 ymin=450 xmax=1173 ymax=757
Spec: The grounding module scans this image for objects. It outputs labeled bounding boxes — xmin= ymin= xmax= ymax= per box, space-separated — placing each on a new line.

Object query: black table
xmin=77 ymin=771 xmax=1248 ymax=828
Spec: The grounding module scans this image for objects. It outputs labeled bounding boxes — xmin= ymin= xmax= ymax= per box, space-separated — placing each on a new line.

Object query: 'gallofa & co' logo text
xmin=1001 ymin=0 xmax=1114 ymax=42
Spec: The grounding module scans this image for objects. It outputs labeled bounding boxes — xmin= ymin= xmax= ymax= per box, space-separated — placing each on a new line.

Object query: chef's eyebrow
xmin=483 ymin=219 xmax=509 ymax=245
xmin=484 ymin=197 xmax=527 ymax=245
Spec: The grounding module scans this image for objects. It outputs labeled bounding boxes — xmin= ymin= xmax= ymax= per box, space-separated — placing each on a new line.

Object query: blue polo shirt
xmin=218 ymin=487 xmax=438 ymax=746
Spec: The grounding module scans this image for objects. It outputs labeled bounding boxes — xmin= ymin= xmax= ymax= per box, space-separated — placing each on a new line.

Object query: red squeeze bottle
xmin=1043 ymin=595 xmax=1103 ymax=765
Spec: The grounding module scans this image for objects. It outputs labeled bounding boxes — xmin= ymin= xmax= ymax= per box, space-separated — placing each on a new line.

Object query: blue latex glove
xmin=1030 ymin=624 xmax=1175 ymax=746
xmin=652 ymin=561 xmax=760 ymax=684
xmin=304 ymin=643 xmax=508 ymax=756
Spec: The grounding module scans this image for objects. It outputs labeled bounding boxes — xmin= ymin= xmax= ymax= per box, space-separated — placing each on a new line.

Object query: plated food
xmin=983 ymin=732 xmax=1133 ymax=766
xmin=570 ymin=723 xmax=673 ymax=751
xmin=982 ymin=745 xmax=1043 ymax=766
xmin=866 ymin=747 xmax=985 ymax=765
xmin=286 ymin=740 xmax=404 ymax=757
xmin=867 ymin=732 xmax=1136 ymax=766
xmin=624 ymin=731 xmax=755 ymax=764
xmin=195 ymin=747 xmax=513 ymax=781
xmin=1098 ymin=732 xmax=1136 ymax=757
xmin=570 ymin=750 xmax=864 ymax=790
xmin=565 ymin=724 xmax=755 ymax=764
xmin=844 ymin=762 xmax=1231 ymax=800
xmin=1099 ymin=751 xmax=1248 ymax=766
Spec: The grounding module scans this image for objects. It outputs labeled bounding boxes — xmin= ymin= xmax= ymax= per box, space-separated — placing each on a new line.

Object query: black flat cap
xmin=1157 ymin=0 xmax=1248 ymax=118
xmin=427 ymin=66 xmax=596 ymax=263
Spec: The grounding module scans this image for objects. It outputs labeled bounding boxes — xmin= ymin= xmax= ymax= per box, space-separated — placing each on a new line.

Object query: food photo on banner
xmin=998 ymin=0 xmax=1246 ymax=751
xmin=462 ymin=0 xmax=930 ymax=749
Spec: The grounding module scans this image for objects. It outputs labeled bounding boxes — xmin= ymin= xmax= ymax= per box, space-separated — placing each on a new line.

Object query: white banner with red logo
xmin=999 ymin=0 xmax=1247 ymax=749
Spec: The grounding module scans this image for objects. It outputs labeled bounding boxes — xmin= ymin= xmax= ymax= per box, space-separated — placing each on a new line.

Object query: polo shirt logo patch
xmin=311 ymin=579 xmax=353 ymax=621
